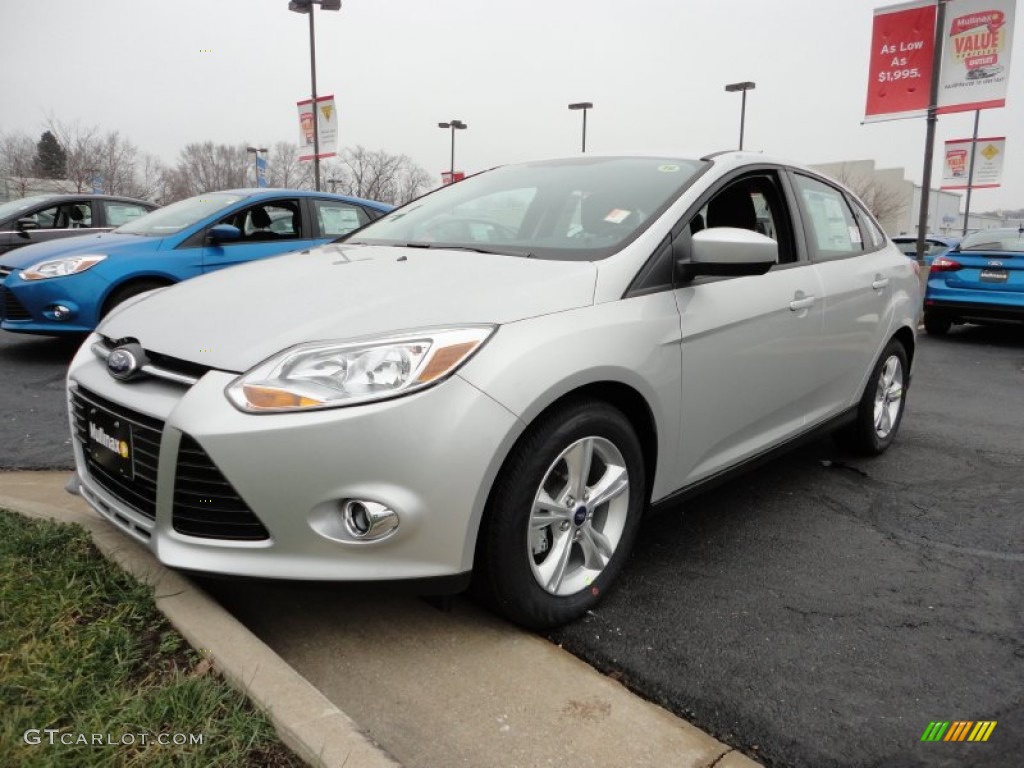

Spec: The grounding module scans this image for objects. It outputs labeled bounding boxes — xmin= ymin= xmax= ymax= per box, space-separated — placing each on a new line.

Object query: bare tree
xmin=44 ymin=118 xmax=146 ymax=197
xmin=129 ymin=153 xmax=169 ymax=202
xmin=0 ymin=130 xmax=37 ymax=198
xmin=164 ymin=142 xmax=250 ymax=200
xmin=831 ymin=163 xmax=907 ymax=224
xmin=326 ymin=146 xmax=432 ymax=205
xmin=266 ymin=141 xmax=313 ymax=190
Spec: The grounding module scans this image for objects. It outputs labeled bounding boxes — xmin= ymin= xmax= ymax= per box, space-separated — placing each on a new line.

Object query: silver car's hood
xmin=100 ymin=244 xmax=597 ymax=371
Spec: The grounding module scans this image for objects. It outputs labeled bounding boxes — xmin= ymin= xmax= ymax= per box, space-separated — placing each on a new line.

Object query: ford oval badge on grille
xmin=107 ymin=343 xmax=148 ymax=381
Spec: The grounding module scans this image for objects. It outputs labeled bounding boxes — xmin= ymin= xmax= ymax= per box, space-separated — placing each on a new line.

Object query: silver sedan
xmin=66 ymin=152 xmax=919 ymax=628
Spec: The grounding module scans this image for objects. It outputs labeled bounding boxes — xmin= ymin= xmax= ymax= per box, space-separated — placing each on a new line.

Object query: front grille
xmin=173 ymin=435 xmax=269 ymax=541
xmin=71 ymin=387 xmax=163 ymax=519
xmin=1 ymin=286 xmax=31 ymax=321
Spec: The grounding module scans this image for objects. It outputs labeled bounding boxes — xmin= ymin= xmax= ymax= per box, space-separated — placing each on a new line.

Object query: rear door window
xmin=792 ymin=174 xmax=865 ymax=260
xmin=313 ymin=199 xmax=370 ymax=237
xmin=104 ymin=201 xmax=151 ymax=227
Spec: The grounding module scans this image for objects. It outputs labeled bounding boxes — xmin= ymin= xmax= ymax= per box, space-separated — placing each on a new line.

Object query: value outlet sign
xmin=941 ymin=136 xmax=1007 ymax=188
xmin=937 ymin=0 xmax=1016 ymax=113
xmin=865 ymin=0 xmax=938 ymax=121
xmin=866 ymin=0 xmax=1017 ymax=120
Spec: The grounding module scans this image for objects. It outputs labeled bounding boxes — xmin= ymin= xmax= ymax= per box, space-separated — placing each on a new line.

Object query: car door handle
xmin=789 ymin=296 xmax=816 ymax=311
xmin=872 ymin=278 xmax=890 ymax=290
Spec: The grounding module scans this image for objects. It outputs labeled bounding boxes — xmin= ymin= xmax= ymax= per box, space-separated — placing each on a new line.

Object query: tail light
xmin=930 ymin=256 xmax=962 ymax=273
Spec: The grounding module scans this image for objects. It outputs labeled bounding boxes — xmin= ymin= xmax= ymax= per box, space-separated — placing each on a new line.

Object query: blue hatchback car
xmin=923 ymin=226 xmax=1024 ymax=335
xmin=0 ymin=189 xmax=392 ymax=335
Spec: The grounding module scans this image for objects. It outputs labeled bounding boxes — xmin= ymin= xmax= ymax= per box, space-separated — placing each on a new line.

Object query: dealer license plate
xmin=85 ymin=406 xmax=134 ymax=480
xmin=979 ymin=269 xmax=1009 ymax=283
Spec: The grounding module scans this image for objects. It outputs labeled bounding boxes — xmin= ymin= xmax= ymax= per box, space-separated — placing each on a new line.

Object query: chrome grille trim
xmin=91 ymin=341 xmax=200 ymax=386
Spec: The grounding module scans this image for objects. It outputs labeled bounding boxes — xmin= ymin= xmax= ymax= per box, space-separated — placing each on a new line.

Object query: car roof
xmin=499 ymin=150 xmax=844 ymax=185
xmin=215 ymin=188 xmax=393 ymax=210
xmin=12 ymin=193 xmax=155 ymax=205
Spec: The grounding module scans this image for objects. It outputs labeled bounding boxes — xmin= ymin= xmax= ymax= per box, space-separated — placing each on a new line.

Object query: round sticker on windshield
xmin=658 ymin=164 xmax=681 ymax=172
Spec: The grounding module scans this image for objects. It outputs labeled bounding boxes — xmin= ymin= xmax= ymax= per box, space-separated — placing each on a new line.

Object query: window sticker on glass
xmin=604 ymin=209 xmax=632 ymax=224
xmin=320 ymin=207 xmax=362 ymax=235
xmin=849 ymin=225 xmax=862 ymax=244
xmin=658 ymin=164 xmax=681 ymax=173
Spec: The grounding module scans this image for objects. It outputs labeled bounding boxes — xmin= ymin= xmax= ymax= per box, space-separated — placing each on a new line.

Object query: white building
xmin=810 ymin=159 xmax=1010 ymax=237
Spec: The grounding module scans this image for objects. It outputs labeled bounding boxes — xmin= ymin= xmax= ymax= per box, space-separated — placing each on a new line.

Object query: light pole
xmin=724 ymin=81 xmax=756 ymax=151
xmin=567 ymin=102 xmax=593 ymax=153
xmin=246 ymin=146 xmax=268 ymax=187
xmin=288 ymin=0 xmax=341 ymax=191
xmin=438 ymin=120 xmax=468 ymax=183
xmin=327 ymin=177 xmax=342 ymax=192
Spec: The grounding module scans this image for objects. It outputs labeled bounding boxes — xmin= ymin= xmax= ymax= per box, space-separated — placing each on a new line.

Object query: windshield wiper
xmin=402 ymin=243 xmax=532 ymax=257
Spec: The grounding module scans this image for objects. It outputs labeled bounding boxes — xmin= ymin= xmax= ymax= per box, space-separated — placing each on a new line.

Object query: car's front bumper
xmin=67 ymin=337 xmax=524 ymax=581
xmin=1 ymin=271 xmax=106 ymax=334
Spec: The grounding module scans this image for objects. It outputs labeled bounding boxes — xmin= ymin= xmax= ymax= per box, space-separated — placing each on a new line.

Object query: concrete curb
xmin=2 ymin=471 xmax=763 ymax=768
xmin=0 ymin=472 xmax=400 ymax=768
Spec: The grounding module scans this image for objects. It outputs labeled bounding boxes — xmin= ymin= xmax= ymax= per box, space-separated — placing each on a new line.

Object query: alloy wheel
xmin=527 ymin=436 xmax=630 ymax=596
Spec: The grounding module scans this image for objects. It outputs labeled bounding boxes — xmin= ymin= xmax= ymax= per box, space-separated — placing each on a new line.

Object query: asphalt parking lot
xmin=1 ymin=326 xmax=1021 ymax=767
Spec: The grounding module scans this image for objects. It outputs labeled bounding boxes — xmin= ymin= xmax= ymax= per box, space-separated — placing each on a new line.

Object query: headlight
xmin=225 ymin=326 xmax=496 ymax=412
xmin=22 ymin=255 xmax=107 ymax=280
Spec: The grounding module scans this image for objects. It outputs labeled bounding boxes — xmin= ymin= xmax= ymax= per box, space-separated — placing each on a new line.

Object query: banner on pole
xmin=255 ymin=155 xmax=267 ymax=188
xmin=937 ymin=0 xmax=1016 ymax=113
xmin=297 ymin=94 xmax=338 ymax=160
xmin=865 ymin=0 xmax=938 ymax=122
xmin=941 ymin=136 xmax=1006 ymax=187
xmin=441 ymin=171 xmax=465 ymax=185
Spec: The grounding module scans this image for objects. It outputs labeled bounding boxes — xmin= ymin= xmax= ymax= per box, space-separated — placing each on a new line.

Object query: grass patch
xmin=0 ymin=510 xmax=305 ymax=767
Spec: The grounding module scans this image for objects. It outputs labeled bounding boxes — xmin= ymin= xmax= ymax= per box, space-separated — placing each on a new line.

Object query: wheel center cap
xmin=573 ymin=505 xmax=588 ymax=526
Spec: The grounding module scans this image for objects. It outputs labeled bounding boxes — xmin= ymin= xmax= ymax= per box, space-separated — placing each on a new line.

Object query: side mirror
xmin=16 ymin=217 xmax=38 ymax=236
xmin=678 ymin=227 xmax=778 ymax=280
xmin=208 ymin=224 xmax=242 ymax=243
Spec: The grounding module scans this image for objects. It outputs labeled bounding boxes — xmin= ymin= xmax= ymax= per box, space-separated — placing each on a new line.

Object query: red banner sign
xmin=864 ymin=1 xmax=937 ymax=122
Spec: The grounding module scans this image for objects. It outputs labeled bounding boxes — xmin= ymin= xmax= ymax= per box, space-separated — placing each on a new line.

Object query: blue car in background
xmin=923 ymin=226 xmax=1024 ymax=335
xmin=0 ymin=189 xmax=392 ymax=335
xmin=892 ymin=234 xmax=960 ymax=265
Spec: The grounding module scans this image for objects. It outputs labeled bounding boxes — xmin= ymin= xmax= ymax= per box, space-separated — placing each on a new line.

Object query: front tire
xmin=475 ymin=400 xmax=646 ymax=629
xmin=834 ymin=340 xmax=908 ymax=456
xmin=101 ymin=279 xmax=168 ymax=319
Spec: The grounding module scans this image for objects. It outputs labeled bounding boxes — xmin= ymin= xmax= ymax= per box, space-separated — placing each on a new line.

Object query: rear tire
xmin=923 ymin=313 xmax=951 ymax=336
xmin=834 ymin=340 xmax=908 ymax=456
xmin=475 ymin=400 xmax=646 ymax=629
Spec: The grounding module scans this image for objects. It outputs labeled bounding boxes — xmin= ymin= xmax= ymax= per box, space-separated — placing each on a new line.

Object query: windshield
xmin=116 ymin=192 xmax=245 ymax=236
xmin=348 ymin=156 xmax=704 ymax=260
xmin=958 ymin=227 xmax=1024 ymax=253
xmin=0 ymin=196 xmax=52 ymax=221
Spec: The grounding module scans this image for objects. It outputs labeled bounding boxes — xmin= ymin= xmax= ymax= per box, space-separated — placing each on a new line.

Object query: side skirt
xmin=649 ymin=406 xmax=857 ymax=516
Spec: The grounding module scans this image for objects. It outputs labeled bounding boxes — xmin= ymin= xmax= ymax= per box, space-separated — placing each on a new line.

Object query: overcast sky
xmin=1 ymin=0 xmax=1021 ymax=210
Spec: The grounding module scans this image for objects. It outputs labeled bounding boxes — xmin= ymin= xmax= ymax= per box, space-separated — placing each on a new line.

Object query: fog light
xmin=48 ymin=304 xmax=73 ymax=320
xmin=342 ymin=500 xmax=399 ymax=541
